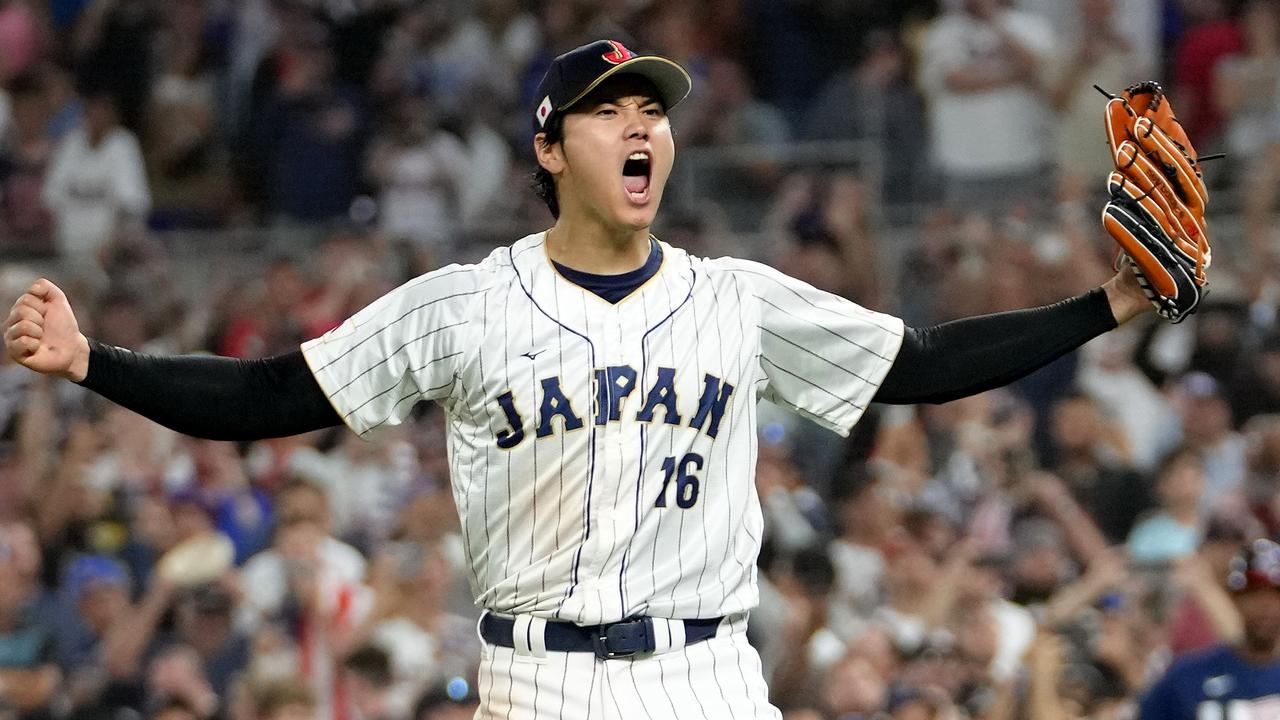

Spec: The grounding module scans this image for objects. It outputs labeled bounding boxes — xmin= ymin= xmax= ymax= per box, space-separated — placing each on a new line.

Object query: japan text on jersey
xmin=300 ymin=232 xmax=904 ymax=626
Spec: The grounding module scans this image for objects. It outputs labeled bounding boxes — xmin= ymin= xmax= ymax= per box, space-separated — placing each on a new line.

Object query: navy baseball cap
xmin=532 ymin=40 xmax=692 ymax=132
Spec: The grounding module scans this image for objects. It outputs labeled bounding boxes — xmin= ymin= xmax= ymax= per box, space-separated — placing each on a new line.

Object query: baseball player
xmin=7 ymin=41 xmax=1158 ymax=719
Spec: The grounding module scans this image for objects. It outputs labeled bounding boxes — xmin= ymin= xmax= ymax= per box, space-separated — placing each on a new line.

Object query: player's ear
xmin=534 ymin=132 xmax=566 ymax=175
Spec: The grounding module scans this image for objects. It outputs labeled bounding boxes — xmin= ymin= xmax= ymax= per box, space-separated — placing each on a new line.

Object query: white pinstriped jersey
xmin=301 ymin=232 xmax=904 ymax=625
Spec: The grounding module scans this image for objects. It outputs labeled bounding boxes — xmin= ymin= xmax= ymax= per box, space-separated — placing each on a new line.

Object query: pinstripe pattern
xmin=300 ymin=234 xmax=902 ymax=631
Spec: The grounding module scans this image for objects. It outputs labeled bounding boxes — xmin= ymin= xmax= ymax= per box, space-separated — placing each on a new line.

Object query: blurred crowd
xmin=8 ymin=1 xmax=1280 ymax=720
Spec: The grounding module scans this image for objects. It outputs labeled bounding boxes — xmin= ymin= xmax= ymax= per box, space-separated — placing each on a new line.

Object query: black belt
xmin=480 ymin=613 xmax=724 ymax=660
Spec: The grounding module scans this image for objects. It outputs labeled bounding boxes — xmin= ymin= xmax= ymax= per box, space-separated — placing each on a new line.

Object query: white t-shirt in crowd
xmin=239 ymin=535 xmax=368 ymax=623
xmin=42 ymin=125 xmax=150 ymax=258
xmin=919 ymin=9 xmax=1056 ymax=177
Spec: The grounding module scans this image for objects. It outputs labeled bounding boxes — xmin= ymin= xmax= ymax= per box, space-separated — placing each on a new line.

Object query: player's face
xmin=544 ymin=75 xmax=674 ymax=232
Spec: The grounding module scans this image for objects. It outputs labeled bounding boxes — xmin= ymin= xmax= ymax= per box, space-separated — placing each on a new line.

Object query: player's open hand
xmin=5 ymin=278 xmax=90 ymax=382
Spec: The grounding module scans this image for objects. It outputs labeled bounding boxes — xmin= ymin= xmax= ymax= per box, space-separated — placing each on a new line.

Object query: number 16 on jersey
xmin=656 ymin=453 xmax=704 ymax=508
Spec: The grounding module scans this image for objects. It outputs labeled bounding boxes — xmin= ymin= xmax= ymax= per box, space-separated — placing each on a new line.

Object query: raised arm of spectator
xmin=1172 ymin=551 xmax=1243 ymax=644
xmin=0 ymin=665 xmax=60 ymax=712
xmin=764 ymin=586 xmax=825 ymax=704
xmin=1040 ymin=550 xmax=1129 ymax=627
xmin=36 ymin=421 xmax=98 ymax=546
xmin=1025 ymin=472 xmax=1111 ymax=565
xmin=921 ymin=12 xmax=1052 ymax=96
xmin=15 ymin=376 xmax=57 ymax=505
xmin=101 ymin=576 xmax=178 ymax=679
xmin=922 ymin=540 xmax=978 ymax=631
xmin=1024 ymin=632 xmax=1070 ymax=720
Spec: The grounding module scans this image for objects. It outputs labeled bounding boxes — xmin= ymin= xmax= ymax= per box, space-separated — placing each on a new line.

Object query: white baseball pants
xmin=474 ymin=614 xmax=781 ymax=719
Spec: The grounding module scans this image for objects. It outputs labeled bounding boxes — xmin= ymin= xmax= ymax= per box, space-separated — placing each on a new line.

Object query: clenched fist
xmin=5 ymin=278 xmax=90 ymax=382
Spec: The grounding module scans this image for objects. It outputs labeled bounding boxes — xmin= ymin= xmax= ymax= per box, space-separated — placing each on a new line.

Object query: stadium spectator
xmin=239 ymin=480 xmax=370 ymax=720
xmin=677 ymin=57 xmax=792 ymax=223
xmin=818 ymin=646 xmax=890 ymax=719
xmin=1228 ymin=339 xmax=1280 ymax=425
xmin=69 ymin=0 xmax=157 ymax=135
xmin=1140 ymin=539 xmax=1280 ymax=719
xmin=0 ymin=519 xmax=59 ymax=719
xmin=181 ymin=441 xmax=272 ymax=566
xmin=804 ymin=30 xmax=928 ymax=204
xmin=343 ymin=541 xmax=476 ymax=720
xmin=341 ymin=645 xmax=395 ymax=720
xmin=1216 ymin=0 xmax=1280 ymax=165
xmin=1173 ymin=372 xmax=1247 ymax=514
xmin=0 ymin=0 xmax=42 ymax=82
xmin=1166 ymin=517 xmax=1252 ymax=657
xmin=826 ymin=467 xmax=896 ymax=630
xmin=1046 ymin=393 xmax=1153 ymax=544
xmin=1218 ymin=0 xmax=1280 ymax=279
xmin=365 ymin=98 xmax=467 ymax=252
xmin=1077 ymin=326 xmax=1181 ymax=472
xmin=103 ymin=576 xmax=248 ymax=699
xmin=766 ymin=547 xmax=842 ymax=708
xmin=216 ymin=257 xmax=344 ymax=360
xmin=250 ymin=28 xmax=366 ymax=226
xmin=287 ymin=427 xmax=415 ymax=554
xmin=681 ymin=57 xmax=790 ymax=149
xmin=149 ymin=695 xmax=209 ymax=720
xmin=1128 ymin=447 xmax=1208 ymax=563
xmin=253 ymin=679 xmax=317 ymax=720
xmin=371 ymin=3 xmax=498 ymax=119
xmin=143 ymin=0 xmax=234 ymax=230
xmin=767 ymin=171 xmax=884 ymax=308
xmin=918 ymin=0 xmax=1055 ymax=213
xmin=140 ymin=644 xmax=221 ymax=720
xmin=41 ymin=85 xmax=150 ymax=271
xmin=1050 ymin=0 xmax=1148 ymax=195
xmin=475 ymin=0 xmax=541 ymax=89
xmin=239 ymin=480 xmax=366 ymax=627
xmin=0 ymin=71 xmax=55 ymax=254
xmin=56 ymin=555 xmax=131 ymax=710
xmin=1171 ymin=0 xmax=1243 ymax=149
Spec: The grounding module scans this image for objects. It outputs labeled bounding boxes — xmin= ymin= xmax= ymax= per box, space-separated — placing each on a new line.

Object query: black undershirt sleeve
xmin=77 ymin=289 xmax=1115 ymax=437
xmin=77 ymin=340 xmax=343 ymax=441
xmin=873 ymin=288 xmax=1118 ymax=405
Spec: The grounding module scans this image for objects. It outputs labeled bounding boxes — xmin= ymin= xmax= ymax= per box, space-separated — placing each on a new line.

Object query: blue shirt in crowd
xmin=1140 ymin=645 xmax=1280 ymax=720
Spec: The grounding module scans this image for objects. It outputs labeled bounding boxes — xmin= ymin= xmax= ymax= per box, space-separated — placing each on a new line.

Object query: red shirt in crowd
xmin=1175 ymin=19 xmax=1244 ymax=146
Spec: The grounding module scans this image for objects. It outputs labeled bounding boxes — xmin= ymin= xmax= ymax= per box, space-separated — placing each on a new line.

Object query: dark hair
xmin=343 ymin=644 xmax=393 ymax=688
xmin=5 ymin=71 xmax=43 ymax=98
xmin=150 ymin=696 xmax=201 ymax=720
xmin=789 ymin=545 xmax=836 ymax=597
xmin=532 ymin=114 xmax=565 ymax=219
xmin=1157 ymin=444 xmax=1203 ymax=480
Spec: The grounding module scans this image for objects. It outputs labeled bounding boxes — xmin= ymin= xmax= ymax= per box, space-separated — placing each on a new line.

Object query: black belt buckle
xmin=592 ymin=618 xmax=653 ymax=660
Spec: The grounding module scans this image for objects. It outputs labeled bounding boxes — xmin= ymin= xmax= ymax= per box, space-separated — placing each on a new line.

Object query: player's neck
xmin=546 ymin=215 xmax=652 ymax=275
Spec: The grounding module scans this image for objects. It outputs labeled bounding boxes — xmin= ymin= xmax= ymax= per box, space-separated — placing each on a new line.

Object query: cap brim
xmin=559 ymin=56 xmax=692 ymax=114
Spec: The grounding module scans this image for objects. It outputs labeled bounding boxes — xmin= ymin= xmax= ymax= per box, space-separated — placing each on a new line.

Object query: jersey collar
xmin=509 ymin=232 xmax=696 ymax=330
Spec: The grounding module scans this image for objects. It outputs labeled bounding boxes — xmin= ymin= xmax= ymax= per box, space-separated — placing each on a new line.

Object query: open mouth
xmin=622 ymin=151 xmax=652 ymax=202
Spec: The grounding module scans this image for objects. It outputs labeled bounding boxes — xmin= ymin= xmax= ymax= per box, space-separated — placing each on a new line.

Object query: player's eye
xmin=596 ymin=107 xmax=618 ymax=117
xmin=643 ymin=106 xmax=664 ymax=118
